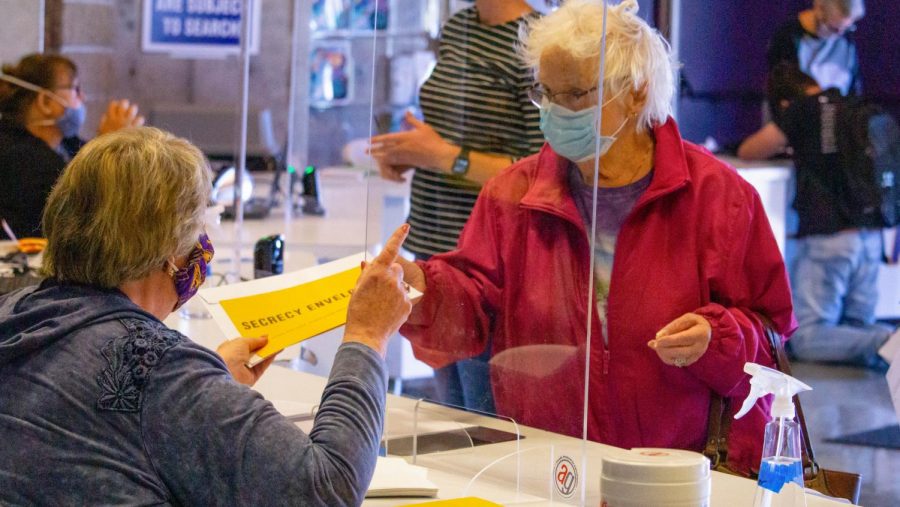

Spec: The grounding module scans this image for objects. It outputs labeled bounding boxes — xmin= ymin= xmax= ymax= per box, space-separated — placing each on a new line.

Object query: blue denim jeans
xmin=415 ymin=253 xmax=496 ymax=413
xmin=788 ymin=229 xmax=891 ymax=366
xmin=433 ymin=349 xmax=496 ymax=413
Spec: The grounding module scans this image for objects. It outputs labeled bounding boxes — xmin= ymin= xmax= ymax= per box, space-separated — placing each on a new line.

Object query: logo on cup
xmin=554 ymin=456 xmax=578 ymax=498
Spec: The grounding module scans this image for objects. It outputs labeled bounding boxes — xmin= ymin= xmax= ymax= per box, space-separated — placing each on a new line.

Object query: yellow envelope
xmin=222 ymin=266 xmax=360 ymax=364
xmin=400 ymin=498 xmax=502 ymax=507
xmin=200 ymin=252 xmax=420 ymax=367
xmin=200 ymin=253 xmax=363 ymax=366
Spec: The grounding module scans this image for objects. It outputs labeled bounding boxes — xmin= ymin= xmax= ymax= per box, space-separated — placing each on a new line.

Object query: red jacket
xmin=401 ymin=119 xmax=797 ymax=474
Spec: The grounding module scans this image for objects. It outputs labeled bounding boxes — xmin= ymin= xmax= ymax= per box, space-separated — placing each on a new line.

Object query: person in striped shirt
xmin=370 ymin=0 xmax=543 ymax=411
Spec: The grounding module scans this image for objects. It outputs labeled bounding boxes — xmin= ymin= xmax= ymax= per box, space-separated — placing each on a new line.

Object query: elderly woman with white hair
xmin=398 ymin=0 xmax=795 ymax=475
xmin=0 ymin=127 xmax=413 ymax=504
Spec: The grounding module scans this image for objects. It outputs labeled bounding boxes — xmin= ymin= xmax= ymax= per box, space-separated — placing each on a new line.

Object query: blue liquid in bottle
xmin=758 ymin=457 xmax=803 ymax=493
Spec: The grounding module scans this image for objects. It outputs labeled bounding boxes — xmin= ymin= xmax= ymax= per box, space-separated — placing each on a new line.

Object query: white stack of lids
xmin=601 ymin=448 xmax=711 ymax=507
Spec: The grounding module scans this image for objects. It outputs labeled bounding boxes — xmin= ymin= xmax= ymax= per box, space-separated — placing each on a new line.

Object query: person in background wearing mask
xmin=395 ymin=0 xmax=795 ymax=475
xmin=0 ymin=127 xmax=413 ymax=504
xmin=0 ymin=53 xmax=144 ymax=237
xmin=738 ymin=63 xmax=896 ymax=369
xmin=767 ymin=0 xmax=865 ymax=98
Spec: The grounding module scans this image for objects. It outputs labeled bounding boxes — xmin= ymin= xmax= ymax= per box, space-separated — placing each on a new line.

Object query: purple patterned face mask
xmin=167 ymin=233 xmax=214 ymax=311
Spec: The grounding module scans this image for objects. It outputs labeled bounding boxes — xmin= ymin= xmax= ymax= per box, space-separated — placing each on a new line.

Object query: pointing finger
xmin=372 ymin=224 xmax=409 ymax=267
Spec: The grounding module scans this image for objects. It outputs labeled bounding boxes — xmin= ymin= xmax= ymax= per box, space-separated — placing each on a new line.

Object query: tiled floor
xmin=791 ymin=362 xmax=900 ymax=507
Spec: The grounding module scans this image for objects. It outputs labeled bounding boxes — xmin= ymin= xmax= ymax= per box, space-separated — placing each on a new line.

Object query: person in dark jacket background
xmin=0 ymin=53 xmax=144 ymax=237
xmin=0 ymin=127 xmax=413 ymax=505
xmin=766 ymin=0 xmax=865 ymax=99
xmin=738 ymin=64 xmax=894 ymax=369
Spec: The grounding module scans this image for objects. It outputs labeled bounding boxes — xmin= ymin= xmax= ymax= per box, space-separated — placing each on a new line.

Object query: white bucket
xmin=601 ymin=448 xmax=711 ymax=507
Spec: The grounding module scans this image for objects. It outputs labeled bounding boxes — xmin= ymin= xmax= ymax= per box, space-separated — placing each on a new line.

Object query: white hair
xmin=818 ymin=0 xmax=865 ymax=19
xmin=520 ymin=0 xmax=677 ymax=133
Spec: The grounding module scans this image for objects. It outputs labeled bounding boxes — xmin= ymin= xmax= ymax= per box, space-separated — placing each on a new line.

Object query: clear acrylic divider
xmin=356 ymin=0 xmax=616 ymax=504
xmin=463 ymin=445 xmax=577 ymax=505
xmin=378 ymin=394 xmax=620 ymax=504
xmin=462 ymin=442 xmax=625 ymax=506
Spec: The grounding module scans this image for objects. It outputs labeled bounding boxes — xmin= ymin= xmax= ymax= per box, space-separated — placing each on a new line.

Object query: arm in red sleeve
xmin=400 ymin=185 xmax=506 ymax=368
xmin=687 ymin=185 xmax=797 ymax=397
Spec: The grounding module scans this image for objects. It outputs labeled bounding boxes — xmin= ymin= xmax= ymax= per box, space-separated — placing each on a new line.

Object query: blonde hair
xmin=42 ymin=127 xmax=211 ymax=288
xmin=520 ymin=0 xmax=677 ymax=133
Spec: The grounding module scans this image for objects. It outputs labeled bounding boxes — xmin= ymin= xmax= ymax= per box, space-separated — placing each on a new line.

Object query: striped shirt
xmin=406 ymin=7 xmax=544 ymax=257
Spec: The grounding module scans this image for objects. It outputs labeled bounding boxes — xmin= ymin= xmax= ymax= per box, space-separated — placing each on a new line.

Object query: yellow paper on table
xmin=400 ymin=498 xmax=502 ymax=507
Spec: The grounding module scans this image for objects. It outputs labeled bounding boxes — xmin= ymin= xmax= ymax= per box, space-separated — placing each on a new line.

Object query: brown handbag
xmin=704 ymin=326 xmax=862 ymax=505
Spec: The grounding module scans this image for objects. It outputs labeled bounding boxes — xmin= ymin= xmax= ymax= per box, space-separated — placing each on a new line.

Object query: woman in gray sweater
xmin=0 ymin=127 xmax=412 ymax=506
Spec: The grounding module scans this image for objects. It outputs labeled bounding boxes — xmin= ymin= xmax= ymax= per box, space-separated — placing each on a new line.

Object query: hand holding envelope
xmin=217 ymin=335 xmax=276 ymax=386
xmin=201 ymin=225 xmax=420 ymax=368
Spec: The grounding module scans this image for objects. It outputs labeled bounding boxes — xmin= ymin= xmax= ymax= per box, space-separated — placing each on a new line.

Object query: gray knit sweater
xmin=0 ymin=280 xmax=387 ymax=506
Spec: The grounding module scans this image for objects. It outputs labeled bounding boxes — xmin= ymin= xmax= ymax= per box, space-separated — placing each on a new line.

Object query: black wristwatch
xmin=451 ymin=146 xmax=471 ymax=176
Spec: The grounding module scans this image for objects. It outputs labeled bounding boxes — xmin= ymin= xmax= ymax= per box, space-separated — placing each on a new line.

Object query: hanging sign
xmin=142 ymin=0 xmax=261 ymax=57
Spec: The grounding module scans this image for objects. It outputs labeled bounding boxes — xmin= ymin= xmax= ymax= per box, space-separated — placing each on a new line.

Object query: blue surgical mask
xmin=539 ymin=90 xmax=629 ymax=162
xmin=55 ymin=103 xmax=86 ymax=138
xmin=0 ymin=72 xmax=84 ymax=137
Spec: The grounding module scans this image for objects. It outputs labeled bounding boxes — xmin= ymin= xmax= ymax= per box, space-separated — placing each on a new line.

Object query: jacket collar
xmin=520 ymin=117 xmax=691 ymax=224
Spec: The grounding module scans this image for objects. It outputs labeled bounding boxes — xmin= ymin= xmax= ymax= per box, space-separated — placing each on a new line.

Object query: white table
xmin=248 ymin=363 xmax=849 ymax=507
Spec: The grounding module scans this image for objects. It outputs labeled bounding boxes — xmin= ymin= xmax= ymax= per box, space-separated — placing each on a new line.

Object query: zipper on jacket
xmin=576 ymin=224 xmax=612 ymax=379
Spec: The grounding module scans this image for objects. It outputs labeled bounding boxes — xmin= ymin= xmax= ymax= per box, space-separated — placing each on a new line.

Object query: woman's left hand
xmin=97 ymin=99 xmax=145 ymax=136
xmin=216 ymin=336 xmax=276 ymax=386
xmin=369 ymin=111 xmax=458 ymax=173
xmin=648 ymin=313 xmax=712 ymax=368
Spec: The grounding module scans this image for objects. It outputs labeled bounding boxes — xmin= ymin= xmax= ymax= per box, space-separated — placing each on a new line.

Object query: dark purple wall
xmin=855 ymin=1 xmax=900 ymax=109
xmin=675 ymin=0 xmax=900 ymax=148
xmin=637 ymin=0 xmax=654 ymax=24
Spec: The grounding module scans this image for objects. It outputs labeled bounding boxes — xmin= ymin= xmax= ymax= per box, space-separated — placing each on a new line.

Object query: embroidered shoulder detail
xmin=96 ymin=318 xmax=184 ymax=412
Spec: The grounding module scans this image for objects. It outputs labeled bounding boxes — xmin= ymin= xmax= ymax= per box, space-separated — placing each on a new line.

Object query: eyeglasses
xmin=816 ymin=12 xmax=857 ymax=36
xmin=528 ymin=84 xmax=599 ymax=108
xmin=54 ymin=83 xmax=82 ymax=96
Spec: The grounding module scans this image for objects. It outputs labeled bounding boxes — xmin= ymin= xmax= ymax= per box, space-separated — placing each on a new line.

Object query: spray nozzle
xmin=734 ymin=363 xmax=812 ymax=420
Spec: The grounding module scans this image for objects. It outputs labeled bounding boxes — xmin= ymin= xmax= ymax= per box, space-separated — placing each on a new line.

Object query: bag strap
xmin=703 ymin=391 xmax=728 ymax=468
xmin=762 ymin=326 xmax=820 ymax=478
xmin=705 ymin=322 xmax=820 ymax=479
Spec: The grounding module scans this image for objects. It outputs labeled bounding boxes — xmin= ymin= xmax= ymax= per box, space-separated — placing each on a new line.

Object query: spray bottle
xmin=734 ymin=362 xmax=812 ymax=507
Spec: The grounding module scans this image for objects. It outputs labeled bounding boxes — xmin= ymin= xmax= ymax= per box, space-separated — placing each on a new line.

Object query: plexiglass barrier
xmin=360 ymin=0 xmax=608 ymax=503
xmin=175 ymin=0 xmax=633 ymax=503
xmin=361 ymin=0 xmax=606 ymax=503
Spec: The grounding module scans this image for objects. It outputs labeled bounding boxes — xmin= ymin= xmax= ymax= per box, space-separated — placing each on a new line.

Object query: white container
xmin=601 ymin=448 xmax=711 ymax=507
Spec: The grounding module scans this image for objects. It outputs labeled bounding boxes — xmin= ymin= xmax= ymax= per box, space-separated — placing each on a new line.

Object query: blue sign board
xmin=142 ymin=0 xmax=260 ymax=57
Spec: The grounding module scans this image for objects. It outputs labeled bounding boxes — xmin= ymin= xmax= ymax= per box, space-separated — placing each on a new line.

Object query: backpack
xmin=838 ymin=100 xmax=900 ymax=227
